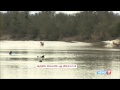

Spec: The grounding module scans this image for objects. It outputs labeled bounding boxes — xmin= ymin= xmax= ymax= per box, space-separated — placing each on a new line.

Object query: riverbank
xmin=0 ymin=35 xmax=119 ymax=43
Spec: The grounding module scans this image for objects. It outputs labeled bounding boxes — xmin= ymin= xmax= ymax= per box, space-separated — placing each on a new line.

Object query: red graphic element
xmin=106 ymin=70 xmax=111 ymax=75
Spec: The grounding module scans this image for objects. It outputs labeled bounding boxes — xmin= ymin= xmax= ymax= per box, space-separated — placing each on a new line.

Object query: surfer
xmin=40 ymin=42 xmax=44 ymax=46
xmin=37 ymin=56 xmax=42 ymax=62
xmin=9 ymin=51 xmax=12 ymax=55
xmin=37 ymin=55 xmax=45 ymax=62
xmin=41 ymin=55 xmax=44 ymax=59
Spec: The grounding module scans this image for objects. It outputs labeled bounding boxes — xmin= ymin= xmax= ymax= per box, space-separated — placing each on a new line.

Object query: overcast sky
xmin=29 ymin=11 xmax=80 ymax=14
xmin=29 ymin=11 xmax=120 ymax=15
xmin=1 ymin=11 xmax=120 ymax=15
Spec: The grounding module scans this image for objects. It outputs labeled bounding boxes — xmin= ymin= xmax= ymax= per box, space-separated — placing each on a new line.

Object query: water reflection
xmin=9 ymin=58 xmax=29 ymax=61
xmin=0 ymin=41 xmax=120 ymax=79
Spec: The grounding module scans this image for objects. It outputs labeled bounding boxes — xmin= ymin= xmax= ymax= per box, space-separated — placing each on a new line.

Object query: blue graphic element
xmin=97 ymin=70 xmax=107 ymax=74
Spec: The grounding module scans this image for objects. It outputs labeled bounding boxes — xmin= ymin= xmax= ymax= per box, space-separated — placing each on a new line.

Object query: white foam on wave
xmin=103 ymin=41 xmax=114 ymax=48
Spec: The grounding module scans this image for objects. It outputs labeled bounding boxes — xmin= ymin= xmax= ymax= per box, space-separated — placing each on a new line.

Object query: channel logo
xmin=106 ymin=70 xmax=111 ymax=75
xmin=97 ymin=70 xmax=111 ymax=75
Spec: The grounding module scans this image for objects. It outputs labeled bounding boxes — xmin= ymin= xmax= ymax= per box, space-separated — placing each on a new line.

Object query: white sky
xmin=30 ymin=11 xmax=120 ymax=15
xmin=30 ymin=11 xmax=80 ymax=14
xmin=1 ymin=11 xmax=120 ymax=15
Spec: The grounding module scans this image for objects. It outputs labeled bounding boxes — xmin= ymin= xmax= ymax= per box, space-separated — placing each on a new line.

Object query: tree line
xmin=0 ymin=11 xmax=120 ymax=42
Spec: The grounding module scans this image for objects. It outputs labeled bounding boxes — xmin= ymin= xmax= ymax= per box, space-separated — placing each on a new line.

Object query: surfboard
xmin=10 ymin=53 xmax=18 ymax=56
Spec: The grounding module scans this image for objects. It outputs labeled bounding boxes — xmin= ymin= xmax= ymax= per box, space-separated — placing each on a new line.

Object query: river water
xmin=0 ymin=41 xmax=120 ymax=79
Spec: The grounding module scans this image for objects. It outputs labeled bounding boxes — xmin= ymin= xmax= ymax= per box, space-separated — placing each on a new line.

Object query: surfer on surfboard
xmin=37 ymin=55 xmax=45 ymax=62
xmin=9 ymin=51 xmax=12 ymax=55
xmin=9 ymin=51 xmax=17 ymax=55
xmin=40 ymin=42 xmax=44 ymax=46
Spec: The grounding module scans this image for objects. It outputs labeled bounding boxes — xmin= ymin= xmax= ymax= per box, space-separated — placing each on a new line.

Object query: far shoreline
xmin=0 ymin=36 xmax=119 ymax=43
